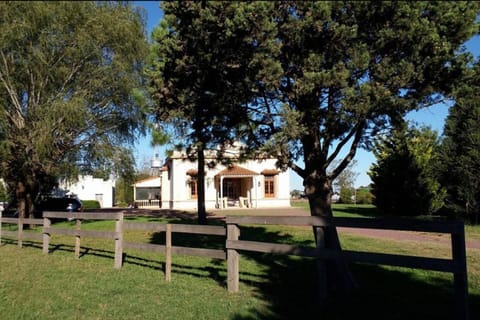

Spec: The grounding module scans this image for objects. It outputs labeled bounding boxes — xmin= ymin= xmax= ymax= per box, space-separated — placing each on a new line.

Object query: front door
xmin=222 ymin=179 xmax=240 ymax=200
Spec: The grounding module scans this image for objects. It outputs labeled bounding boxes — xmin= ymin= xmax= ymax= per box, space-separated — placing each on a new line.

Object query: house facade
xmin=59 ymin=175 xmax=115 ymax=208
xmin=132 ymin=176 xmax=161 ymax=208
xmin=138 ymin=149 xmax=291 ymax=210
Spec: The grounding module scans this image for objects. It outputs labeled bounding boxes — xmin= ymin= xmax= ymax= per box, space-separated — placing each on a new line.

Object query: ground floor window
xmin=264 ymin=176 xmax=275 ymax=197
xmin=190 ymin=179 xmax=198 ymax=199
xmin=135 ymin=187 xmax=161 ymax=201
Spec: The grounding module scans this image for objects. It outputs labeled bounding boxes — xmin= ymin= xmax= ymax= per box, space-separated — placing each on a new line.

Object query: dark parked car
xmin=36 ymin=197 xmax=83 ymax=219
xmin=2 ymin=196 xmax=83 ymax=219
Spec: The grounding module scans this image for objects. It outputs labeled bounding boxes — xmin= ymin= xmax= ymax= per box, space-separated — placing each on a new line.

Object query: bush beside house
xmin=81 ymin=200 xmax=101 ymax=210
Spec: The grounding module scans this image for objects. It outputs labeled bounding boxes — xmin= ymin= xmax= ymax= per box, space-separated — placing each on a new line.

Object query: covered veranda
xmin=215 ymin=165 xmax=260 ymax=209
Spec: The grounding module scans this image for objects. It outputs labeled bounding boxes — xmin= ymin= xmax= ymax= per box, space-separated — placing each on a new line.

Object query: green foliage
xmin=355 ymin=187 xmax=374 ymax=205
xmin=338 ymin=187 xmax=354 ymax=204
xmin=290 ymin=189 xmax=304 ymax=199
xmin=332 ymin=160 xmax=358 ymax=204
xmin=81 ymin=200 xmax=101 ymax=210
xmin=369 ymin=124 xmax=445 ymax=216
xmin=439 ymin=61 xmax=480 ymax=223
xmin=115 ymin=177 xmax=134 ymax=207
xmin=147 ymin=1 xmax=277 ymax=155
xmin=0 ymin=2 xmax=148 ymax=215
xmin=252 ymin=2 xmax=480 ymax=206
xmin=0 ymin=180 xmax=9 ymax=202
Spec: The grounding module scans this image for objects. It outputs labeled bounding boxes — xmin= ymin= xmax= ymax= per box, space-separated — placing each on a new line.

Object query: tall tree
xmin=439 ymin=61 xmax=480 ymax=224
xmin=369 ymin=124 xmax=445 ymax=216
xmin=148 ymin=1 xmax=479 ymax=298
xmin=248 ymin=1 xmax=479 ymax=295
xmin=0 ymin=2 xmax=148 ymax=219
xmin=146 ymin=1 xmax=278 ymax=223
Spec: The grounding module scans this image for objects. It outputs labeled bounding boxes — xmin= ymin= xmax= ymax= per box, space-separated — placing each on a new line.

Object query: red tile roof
xmin=261 ymin=169 xmax=279 ymax=175
xmin=215 ymin=165 xmax=259 ymax=177
xmin=186 ymin=169 xmax=198 ymax=176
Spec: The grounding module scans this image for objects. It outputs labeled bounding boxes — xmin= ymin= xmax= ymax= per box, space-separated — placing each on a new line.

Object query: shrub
xmin=81 ymin=200 xmax=101 ymax=210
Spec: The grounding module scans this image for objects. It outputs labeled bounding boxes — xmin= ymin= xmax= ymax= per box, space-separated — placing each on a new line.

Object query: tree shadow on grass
xmin=230 ymin=256 xmax=475 ymax=320
xmin=143 ymin=221 xmax=477 ymax=320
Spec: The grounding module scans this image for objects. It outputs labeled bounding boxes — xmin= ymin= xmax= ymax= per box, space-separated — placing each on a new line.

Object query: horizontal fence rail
xmin=43 ymin=211 xmax=123 ymax=220
xmin=0 ymin=213 xmax=44 ymax=247
xmin=42 ymin=227 xmax=120 ymax=240
xmin=42 ymin=211 xmax=124 ymax=268
xmin=123 ymin=222 xmax=226 ymax=281
xmin=225 ymin=215 xmax=468 ymax=320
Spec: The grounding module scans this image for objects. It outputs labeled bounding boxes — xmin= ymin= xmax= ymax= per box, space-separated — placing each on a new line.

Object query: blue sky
xmin=132 ymin=1 xmax=480 ymax=191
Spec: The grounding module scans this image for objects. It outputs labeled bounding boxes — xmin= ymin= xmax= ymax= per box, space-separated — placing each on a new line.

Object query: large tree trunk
xmin=16 ymin=181 xmax=35 ymax=228
xmin=16 ymin=181 xmax=26 ymax=219
xmin=197 ymin=144 xmax=207 ymax=225
xmin=306 ymin=177 xmax=358 ymax=301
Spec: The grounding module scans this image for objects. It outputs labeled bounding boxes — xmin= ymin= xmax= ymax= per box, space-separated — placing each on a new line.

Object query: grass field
xmin=0 ymin=204 xmax=478 ymax=319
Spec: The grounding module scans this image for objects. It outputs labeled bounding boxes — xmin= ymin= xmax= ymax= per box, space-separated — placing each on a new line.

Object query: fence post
xmin=451 ymin=221 xmax=469 ymax=320
xmin=75 ymin=219 xmax=82 ymax=259
xmin=227 ymin=223 xmax=240 ymax=293
xmin=114 ymin=213 xmax=123 ymax=269
xmin=18 ymin=216 xmax=23 ymax=248
xmin=43 ymin=217 xmax=50 ymax=254
xmin=0 ymin=209 xmax=2 ymax=246
xmin=165 ymin=223 xmax=172 ymax=282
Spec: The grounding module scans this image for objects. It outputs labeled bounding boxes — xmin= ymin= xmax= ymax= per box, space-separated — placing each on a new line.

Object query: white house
xmin=132 ymin=176 xmax=161 ymax=208
xmin=60 ymin=175 xmax=115 ymax=208
xmin=134 ymin=147 xmax=291 ymax=210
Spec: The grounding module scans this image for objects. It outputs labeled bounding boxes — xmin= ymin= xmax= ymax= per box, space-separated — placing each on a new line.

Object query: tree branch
xmin=289 ymin=161 xmax=305 ymax=180
xmin=329 ymin=119 xmax=365 ymax=181
xmin=326 ymin=119 xmax=360 ymax=168
xmin=0 ymin=51 xmax=25 ymax=129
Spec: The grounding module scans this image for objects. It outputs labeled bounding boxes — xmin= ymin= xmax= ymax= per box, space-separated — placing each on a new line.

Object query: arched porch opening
xmin=215 ymin=165 xmax=259 ymax=208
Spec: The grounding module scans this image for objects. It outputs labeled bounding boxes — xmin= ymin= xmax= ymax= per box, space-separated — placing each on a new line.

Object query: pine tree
xmin=439 ymin=62 xmax=480 ymax=223
xmin=369 ymin=124 xmax=445 ymax=216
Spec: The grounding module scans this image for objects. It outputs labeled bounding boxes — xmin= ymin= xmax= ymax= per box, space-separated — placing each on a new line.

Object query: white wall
xmin=61 ymin=175 xmax=115 ymax=208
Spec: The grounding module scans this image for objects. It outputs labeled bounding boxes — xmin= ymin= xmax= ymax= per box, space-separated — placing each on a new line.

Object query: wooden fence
xmin=42 ymin=211 xmax=124 ymax=268
xmin=225 ymin=216 xmax=469 ymax=320
xmin=123 ymin=221 xmax=226 ymax=281
xmin=0 ymin=216 xmax=43 ymax=247
xmin=0 ymin=211 xmax=469 ymax=319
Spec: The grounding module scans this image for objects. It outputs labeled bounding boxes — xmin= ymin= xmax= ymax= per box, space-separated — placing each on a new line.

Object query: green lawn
xmin=0 ymin=208 xmax=478 ymax=320
xmin=291 ymin=199 xmax=380 ymax=217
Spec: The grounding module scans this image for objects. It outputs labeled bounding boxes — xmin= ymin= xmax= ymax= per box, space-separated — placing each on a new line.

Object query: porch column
xmin=254 ymin=176 xmax=258 ymax=208
xmin=220 ymin=176 xmax=224 ymax=209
